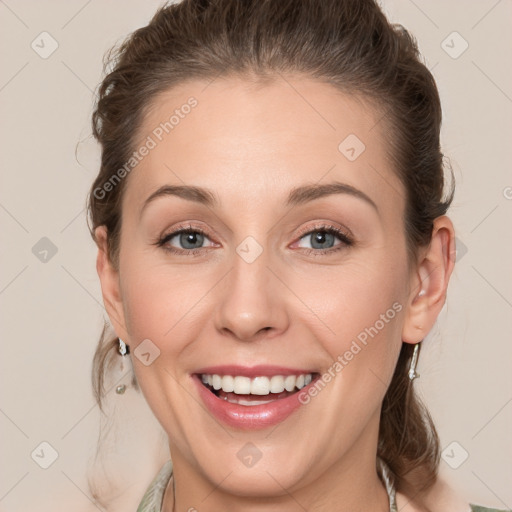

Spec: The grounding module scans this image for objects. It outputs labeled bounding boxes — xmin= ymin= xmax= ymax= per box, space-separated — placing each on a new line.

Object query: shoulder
xmin=422 ymin=473 xmax=510 ymax=512
xmin=470 ymin=505 xmax=511 ymax=512
xmin=137 ymin=460 xmax=173 ymax=512
xmin=396 ymin=476 xmax=511 ymax=512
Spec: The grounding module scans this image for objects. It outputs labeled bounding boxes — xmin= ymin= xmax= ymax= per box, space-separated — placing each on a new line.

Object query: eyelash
xmin=155 ymin=222 xmax=354 ymax=257
xmin=155 ymin=224 xmax=215 ymax=257
xmin=294 ymin=223 xmax=354 ymax=256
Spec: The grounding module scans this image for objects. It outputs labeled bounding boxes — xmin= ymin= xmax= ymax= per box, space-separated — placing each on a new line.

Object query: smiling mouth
xmin=198 ymin=372 xmax=320 ymax=406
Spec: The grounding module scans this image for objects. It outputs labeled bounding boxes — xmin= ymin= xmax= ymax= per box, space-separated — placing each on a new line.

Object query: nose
xmin=214 ymin=245 xmax=290 ymax=342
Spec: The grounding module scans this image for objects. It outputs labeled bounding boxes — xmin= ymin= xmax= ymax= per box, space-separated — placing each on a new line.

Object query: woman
xmin=87 ymin=0 xmax=508 ymax=511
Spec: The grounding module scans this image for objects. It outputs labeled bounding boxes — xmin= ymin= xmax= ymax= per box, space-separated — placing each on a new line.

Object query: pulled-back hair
xmin=87 ymin=0 xmax=454 ymax=505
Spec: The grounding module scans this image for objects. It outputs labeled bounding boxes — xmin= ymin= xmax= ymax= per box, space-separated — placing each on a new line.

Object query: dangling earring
xmin=408 ymin=342 xmax=421 ymax=381
xmin=116 ymin=338 xmax=130 ymax=394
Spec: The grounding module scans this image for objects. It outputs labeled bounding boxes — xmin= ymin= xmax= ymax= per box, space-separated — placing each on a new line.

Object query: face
xmin=101 ymin=76 xmax=422 ymax=498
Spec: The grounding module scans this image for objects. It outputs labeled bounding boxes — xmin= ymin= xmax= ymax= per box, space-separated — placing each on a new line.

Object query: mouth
xmin=191 ymin=366 xmax=321 ymax=429
xmin=199 ymin=372 xmax=318 ymax=406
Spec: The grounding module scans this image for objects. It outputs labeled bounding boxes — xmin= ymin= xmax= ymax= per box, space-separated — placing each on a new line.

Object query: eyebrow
xmin=140 ymin=180 xmax=378 ymax=216
xmin=140 ymin=185 xmax=218 ymax=217
xmin=287 ymin=182 xmax=378 ymax=211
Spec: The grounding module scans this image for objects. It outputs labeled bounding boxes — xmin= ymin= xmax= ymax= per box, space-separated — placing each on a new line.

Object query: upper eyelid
xmin=160 ymin=223 xmax=352 ymax=248
xmin=161 ymin=223 xmax=347 ymax=238
xmin=294 ymin=222 xmax=352 ymax=239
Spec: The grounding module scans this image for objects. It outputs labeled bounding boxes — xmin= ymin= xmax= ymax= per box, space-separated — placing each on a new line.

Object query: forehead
xmin=124 ymin=75 xmax=403 ymax=215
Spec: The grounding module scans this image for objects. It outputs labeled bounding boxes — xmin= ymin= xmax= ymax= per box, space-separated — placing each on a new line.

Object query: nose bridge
xmin=214 ymin=235 xmax=289 ymax=341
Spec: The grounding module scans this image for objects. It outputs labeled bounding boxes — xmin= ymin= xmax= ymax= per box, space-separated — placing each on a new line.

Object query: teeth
xmin=284 ymin=375 xmax=296 ymax=392
xmin=270 ymin=375 xmax=285 ymax=393
xmin=233 ymin=376 xmax=251 ymax=394
xmin=251 ymin=376 xmax=270 ymax=395
xmin=221 ymin=375 xmax=234 ymax=392
xmin=212 ymin=374 xmax=222 ymax=390
xmin=201 ymin=373 xmax=314 ymax=395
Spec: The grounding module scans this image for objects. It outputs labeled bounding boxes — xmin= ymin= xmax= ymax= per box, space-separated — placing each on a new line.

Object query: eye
xmin=156 ymin=225 xmax=216 ymax=255
xmin=294 ymin=224 xmax=353 ymax=254
xmin=154 ymin=222 xmax=353 ymax=257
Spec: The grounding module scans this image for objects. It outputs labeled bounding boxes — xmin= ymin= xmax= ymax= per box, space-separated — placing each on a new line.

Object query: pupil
xmin=181 ymin=232 xmax=203 ymax=249
xmin=312 ymin=231 xmax=334 ymax=249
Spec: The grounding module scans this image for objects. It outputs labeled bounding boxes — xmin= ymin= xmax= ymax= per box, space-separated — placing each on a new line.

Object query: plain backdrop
xmin=0 ymin=1 xmax=511 ymax=510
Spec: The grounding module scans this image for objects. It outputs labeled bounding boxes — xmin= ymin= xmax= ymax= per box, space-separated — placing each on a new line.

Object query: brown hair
xmin=87 ymin=0 xmax=453 ymax=505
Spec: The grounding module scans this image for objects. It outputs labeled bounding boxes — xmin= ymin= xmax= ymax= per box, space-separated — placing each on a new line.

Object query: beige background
xmin=1 ymin=1 xmax=511 ymax=510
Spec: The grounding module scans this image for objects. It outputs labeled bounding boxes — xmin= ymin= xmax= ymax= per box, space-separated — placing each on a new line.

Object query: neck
xmin=163 ymin=414 xmax=390 ymax=512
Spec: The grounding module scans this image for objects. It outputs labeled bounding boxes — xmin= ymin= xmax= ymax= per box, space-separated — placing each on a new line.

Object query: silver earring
xmin=116 ymin=338 xmax=130 ymax=394
xmin=408 ymin=342 xmax=421 ymax=381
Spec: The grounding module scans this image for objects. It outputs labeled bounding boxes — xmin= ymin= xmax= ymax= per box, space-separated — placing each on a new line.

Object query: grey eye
xmin=298 ymin=230 xmax=340 ymax=250
xmin=173 ymin=231 xmax=206 ymax=249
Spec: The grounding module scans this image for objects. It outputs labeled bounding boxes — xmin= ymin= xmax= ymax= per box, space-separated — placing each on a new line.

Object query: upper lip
xmin=194 ymin=365 xmax=318 ymax=378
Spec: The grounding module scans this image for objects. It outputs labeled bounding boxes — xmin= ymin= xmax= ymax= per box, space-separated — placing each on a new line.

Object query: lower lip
xmin=192 ymin=374 xmax=315 ymax=430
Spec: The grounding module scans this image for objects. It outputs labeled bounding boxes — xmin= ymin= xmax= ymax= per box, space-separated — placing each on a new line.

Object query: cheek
xmin=119 ymin=264 xmax=211 ymax=428
xmin=293 ymin=256 xmax=407 ymax=404
xmin=120 ymin=261 xmax=213 ymax=344
xmin=290 ymin=264 xmax=405 ymax=438
xmin=300 ymin=258 xmax=406 ymax=345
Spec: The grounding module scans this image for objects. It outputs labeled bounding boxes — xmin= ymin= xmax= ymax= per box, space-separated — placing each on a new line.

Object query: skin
xmin=96 ymin=75 xmax=456 ymax=512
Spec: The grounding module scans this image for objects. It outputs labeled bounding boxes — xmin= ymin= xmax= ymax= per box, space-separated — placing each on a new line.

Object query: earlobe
xmin=402 ymin=216 xmax=456 ymax=344
xmin=95 ymin=226 xmax=128 ymax=340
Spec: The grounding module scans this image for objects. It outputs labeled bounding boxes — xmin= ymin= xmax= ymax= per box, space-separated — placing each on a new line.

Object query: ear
xmin=95 ymin=225 xmax=128 ymax=341
xmin=402 ymin=216 xmax=456 ymax=344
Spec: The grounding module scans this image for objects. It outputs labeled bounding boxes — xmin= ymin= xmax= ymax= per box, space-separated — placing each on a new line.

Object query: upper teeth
xmin=201 ymin=374 xmax=313 ymax=395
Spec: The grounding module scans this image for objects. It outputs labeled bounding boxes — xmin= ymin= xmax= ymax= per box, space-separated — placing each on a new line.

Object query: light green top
xmin=137 ymin=459 xmax=510 ymax=512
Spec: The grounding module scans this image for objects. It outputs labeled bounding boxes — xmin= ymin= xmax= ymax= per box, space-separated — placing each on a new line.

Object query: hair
xmin=86 ymin=0 xmax=454 ymax=506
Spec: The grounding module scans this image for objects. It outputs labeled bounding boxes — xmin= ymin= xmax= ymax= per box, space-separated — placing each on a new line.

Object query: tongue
xmin=217 ymin=389 xmax=295 ymax=401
